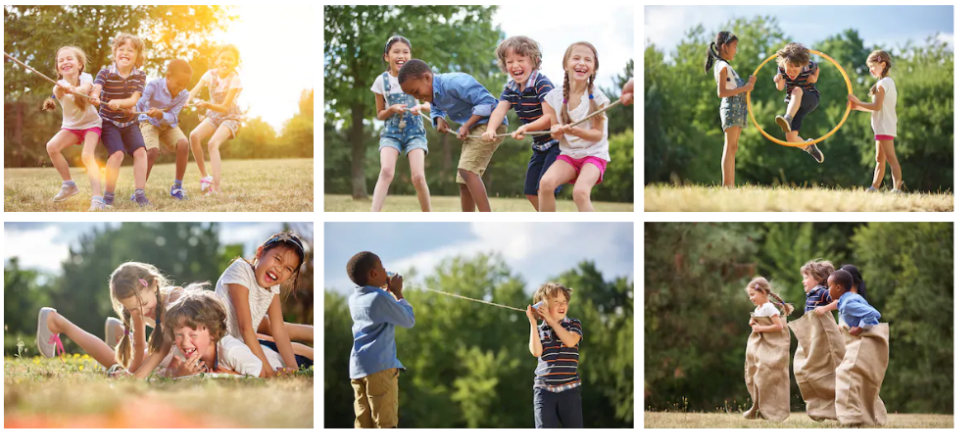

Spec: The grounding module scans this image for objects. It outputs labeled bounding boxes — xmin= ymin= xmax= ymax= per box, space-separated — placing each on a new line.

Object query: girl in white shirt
xmin=539 ymin=41 xmax=610 ymax=212
xmin=848 ymin=50 xmax=902 ymax=193
xmin=705 ymin=31 xmax=756 ymax=187
xmin=41 ymin=46 xmax=105 ymax=210
xmin=746 ymin=277 xmax=794 ymax=333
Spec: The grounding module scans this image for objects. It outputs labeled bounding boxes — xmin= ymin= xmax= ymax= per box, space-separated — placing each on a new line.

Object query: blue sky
xmin=645 ymin=6 xmax=953 ymax=52
xmin=4 ymin=222 xmax=313 ymax=273
xmin=324 ymin=222 xmax=633 ymax=295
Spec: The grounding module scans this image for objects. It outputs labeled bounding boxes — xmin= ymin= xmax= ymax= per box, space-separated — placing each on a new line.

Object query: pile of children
xmin=43 ymin=32 xmax=245 ymax=210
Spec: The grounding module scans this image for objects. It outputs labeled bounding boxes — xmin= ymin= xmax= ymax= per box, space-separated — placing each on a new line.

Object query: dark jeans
xmin=789 ymin=87 xmax=820 ymax=132
xmin=258 ymin=339 xmax=313 ymax=368
xmin=534 ymin=387 xmax=583 ymax=428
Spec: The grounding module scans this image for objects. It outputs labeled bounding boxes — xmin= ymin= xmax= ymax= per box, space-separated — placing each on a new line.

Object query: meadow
xmin=644 ymin=185 xmax=953 ymax=212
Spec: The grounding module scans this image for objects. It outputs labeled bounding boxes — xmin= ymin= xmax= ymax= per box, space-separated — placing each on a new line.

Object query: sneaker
xmin=865 ymin=187 xmax=879 ymax=193
xmin=105 ymin=317 xmax=124 ymax=350
xmin=804 ymin=142 xmax=824 ymax=163
xmin=52 ymin=183 xmax=79 ymax=202
xmin=89 ymin=197 xmax=106 ymax=211
xmin=36 ymin=308 xmax=64 ymax=359
xmin=134 ymin=192 xmax=152 ymax=207
xmin=200 ymin=176 xmax=213 ymax=193
xmin=775 ymin=115 xmax=793 ymax=133
xmin=170 ymin=185 xmax=188 ymax=200
xmin=890 ymin=189 xmax=903 ymax=194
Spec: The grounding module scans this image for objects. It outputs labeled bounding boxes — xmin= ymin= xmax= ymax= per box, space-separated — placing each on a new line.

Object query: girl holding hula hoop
xmin=705 ymin=31 xmax=755 ymax=187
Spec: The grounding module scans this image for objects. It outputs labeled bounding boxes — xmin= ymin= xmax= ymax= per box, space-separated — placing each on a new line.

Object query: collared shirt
xmin=136 ymin=78 xmax=189 ymax=127
xmin=534 ymin=317 xmax=583 ymax=393
xmin=500 ymin=70 xmax=557 ymax=150
xmin=838 ymin=292 xmax=881 ymax=329
xmin=94 ymin=63 xmax=147 ymax=127
xmin=348 ymin=285 xmax=416 ymax=379
xmin=804 ymin=285 xmax=833 ymax=313
xmin=429 ymin=72 xmax=506 ymax=128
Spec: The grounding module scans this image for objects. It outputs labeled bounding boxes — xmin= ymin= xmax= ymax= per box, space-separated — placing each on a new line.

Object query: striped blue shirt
xmin=534 ymin=317 xmax=583 ymax=392
xmin=500 ymin=71 xmax=557 ymax=151
xmin=778 ymin=60 xmax=819 ymax=102
xmin=804 ymin=285 xmax=833 ymax=313
xmin=94 ymin=64 xmax=146 ymax=127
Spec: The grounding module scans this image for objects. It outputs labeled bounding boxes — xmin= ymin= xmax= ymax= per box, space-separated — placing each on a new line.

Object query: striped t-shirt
xmin=778 ymin=60 xmax=819 ymax=102
xmin=534 ymin=317 xmax=583 ymax=392
xmin=94 ymin=64 xmax=147 ymax=127
xmin=499 ymin=71 xmax=557 ymax=151
xmin=804 ymin=285 xmax=833 ymax=313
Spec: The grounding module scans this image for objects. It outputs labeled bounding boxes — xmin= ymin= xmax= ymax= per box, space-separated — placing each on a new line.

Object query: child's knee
xmin=176 ymin=139 xmax=189 ymax=153
xmin=81 ymin=149 xmax=97 ymax=163
xmin=457 ymin=168 xmax=477 ymax=181
xmin=208 ymin=140 xmax=222 ymax=152
xmin=147 ymin=148 xmax=160 ymax=159
xmin=133 ymin=148 xmax=147 ymax=158
xmin=107 ymin=151 xmax=125 ymax=164
xmin=539 ymin=179 xmax=558 ymax=196
xmin=379 ymin=165 xmax=395 ymax=181
xmin=189 ymin=130 xmax=202 ymax=143
xmin=573 ymin=186 xmax=591 ymax=203
xmin=791 ymin=87 xmax=803 ymax=97
xmin=45 ymin=139 xmax=62 ymax=155
xmin=411 ymin=172 xmax=426 ymax=187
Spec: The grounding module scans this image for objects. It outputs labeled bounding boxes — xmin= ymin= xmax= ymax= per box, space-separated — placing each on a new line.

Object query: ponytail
xmin=705 ymin=31 xmax=738 ymax=74
xmin=115 ymin=309 xmax=133 ymax=368
xmin=705 ymin=42 xmax=721 ymax=73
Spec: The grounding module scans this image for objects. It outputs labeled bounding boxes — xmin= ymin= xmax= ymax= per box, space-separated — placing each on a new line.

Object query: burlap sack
xmin=743 ymin=316 xmax=791 ymax=422
xmin=835 ymin=322 xmax=889 ymax=426
xmin=789 ymin=311 xmax=846 ymax=421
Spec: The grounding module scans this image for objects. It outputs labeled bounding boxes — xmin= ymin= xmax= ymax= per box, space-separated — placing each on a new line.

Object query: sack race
xmin=788 ymin=311 xmax=846 ymax=421
xmin=743 ymin=316 xmax=791 ymax=422
xmin=835 ymin=322 xmax=889 ymax=426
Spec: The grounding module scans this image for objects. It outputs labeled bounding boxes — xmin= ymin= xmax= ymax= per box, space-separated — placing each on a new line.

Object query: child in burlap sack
xmin=743 ymin=277 xmax=793 ymax=422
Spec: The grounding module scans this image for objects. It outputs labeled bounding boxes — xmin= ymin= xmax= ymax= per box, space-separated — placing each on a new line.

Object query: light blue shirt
xmin=348 ymin=285 xmax=416 ymax=379
xmin=838 ymin=291 xmax=881 ymax=329
xmin=429 ymin=73 xmax=507 ymax=128
xmin=136 ymin=78 xmax=189 ymax=127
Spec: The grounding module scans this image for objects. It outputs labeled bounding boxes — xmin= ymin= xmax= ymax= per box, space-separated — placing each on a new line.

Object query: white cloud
xmin=4 ymin=226 xmax=70 ymax=272
xmin=644 ymin=6 xmax=727 ymax=51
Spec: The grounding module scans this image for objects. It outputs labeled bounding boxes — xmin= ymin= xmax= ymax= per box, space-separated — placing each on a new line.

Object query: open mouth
xmin=573 ymin=66 xmax=589 ymax=77
xmin=512 ymin=68 xmax=526 ymax=79
xmin=184 ymin=347 xmax=198 ymax=357
xmin=395 ymin=59 xmax=406 ymax=68
xmin=265 ymin=271 xmax=278 ymax=283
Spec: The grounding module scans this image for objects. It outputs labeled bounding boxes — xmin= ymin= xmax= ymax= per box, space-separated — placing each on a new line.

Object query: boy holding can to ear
xmin=525 ymin=282 xmax=583 ymax=428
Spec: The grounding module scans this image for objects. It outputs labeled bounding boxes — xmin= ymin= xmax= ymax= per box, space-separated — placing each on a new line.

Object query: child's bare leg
xmin=255 ymin=333 xmax=314 ymax=361
xmin=458 ymin=184 xmax=475 ymax=212
xmin=879 ymin=139 xmax=901 ymax=190
xmin=526 ymin=195 xmax=539 ymax=210
xmin=872 ymin=141 xmax=887 ymax=189
xmin=785 ymin=87 xmax=803 ymax=118
xmin=132 ymin=147 xmax=148 ymax=190
xmin=104 ymin=151 xmax=125 ymax=194
xmin=722 ymin=127 xmax=740 ymax=187
xmin=207 ymin=126 xmax=233 ymax=191
xmin=459 ymin=169 xmax=490 ymax=212
xmin=371 ymin=148 xmax=399 ymax=212
xmin=81 ymin=133 xmax=102 ymax=195
xmin=257 ymin=316 xmax=314 ymax=343
xmin=145 ymin=147 xmax=160 ymax=181
xmin=538 ymin=161 xmax=575 ymax=212
xmin=189 ymin=122 xmax=216 ymax=178
xmin=572 ymin=165 xmax=601 ymax=212
xmin=46 ymin=131 xmax=77 ymax=182
xmin=407 ymin=149 xmax=432 ymax=212
xmin=174 ymin=139 xmax=189 ymax=182
xmin=47 ymin=311 xmax=117 ymax=368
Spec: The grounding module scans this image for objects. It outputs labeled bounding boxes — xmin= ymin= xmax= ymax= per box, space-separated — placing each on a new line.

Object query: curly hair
xmin=163 ymin=290 xmax=228 ymax=345
xmin=532 ymin=282 xmax=572 ymax=305
xmin=776 ymin=42 xmax=810 ymax=68
xmin=800 ymin=259 xmax=836 ymax=287
xmin=111 ymin=33 xmax=145 ymax=68
xmin=496 ymin=35 xmax=543 ymax=74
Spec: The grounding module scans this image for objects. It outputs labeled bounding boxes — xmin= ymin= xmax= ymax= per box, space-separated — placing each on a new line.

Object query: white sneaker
xmin=89 ymin=198 xmax=106 ymax=211
xmin=200 ymin=176 xmax=213 ymax=193
xmin=36 ymin=307 xmax=62 ymax=359
xmin=105 ymin=317 xmax=124 ymax=350
xmin=53 ymin=184 xmax=79 ymax=202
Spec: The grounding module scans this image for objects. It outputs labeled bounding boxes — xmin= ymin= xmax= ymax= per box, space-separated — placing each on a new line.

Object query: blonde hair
xmin=42 ymin=46 xmax=89 ymax=112
xmin=496 ymin=36 xmax=542 ymax=74
xmin=532 ymin=282 xmax=572 ymax=305
xmin=800 ymin=259 xmax=835 ymax=287
xmin=560 ymin=41 xmax=605 ymax=127
xmin=162 ymin=290 xmax=228 ymax=345
xmin=868 ymin=50 xmax=894 ymax=95
xmin=111 ymin=33 xmax=145 ymax=68
xmin=746 ymin=277 xmax=795 ymax=317
xmin=776 ymin=42 xmax=810 ymax=68
xmin=109 ymin=262 xmax=171 ymax=369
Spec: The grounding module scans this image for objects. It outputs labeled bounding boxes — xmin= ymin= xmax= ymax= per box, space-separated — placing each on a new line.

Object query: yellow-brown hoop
xmin=746 ymin=49 xmax=852 ymax=147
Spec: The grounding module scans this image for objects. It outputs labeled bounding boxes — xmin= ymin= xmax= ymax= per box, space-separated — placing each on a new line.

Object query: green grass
xmin=4 ymin=355 xmax=313 ymax=428
xmin=645 ymin=185 xmax=953 ymax=212
xmin=644 ymin=412 xmax=953 ymax=428
xmin=324 ymin=194 xmax=634 ymax=212
xmin=4 ymin=158 xmax=314 ymax=212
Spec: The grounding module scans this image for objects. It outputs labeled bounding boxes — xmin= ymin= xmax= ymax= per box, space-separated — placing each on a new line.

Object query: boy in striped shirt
xmin=483 ymin=36 xmax=561 ymax=211
xmin=526 ymin=283 xmax=583 ymax=428
xmin=773 ymin=42 xmax=824 ymax=163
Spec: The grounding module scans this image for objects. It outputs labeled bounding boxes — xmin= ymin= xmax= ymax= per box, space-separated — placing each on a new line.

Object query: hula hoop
xmin=746 ymin=49 xmax=852 ymax=148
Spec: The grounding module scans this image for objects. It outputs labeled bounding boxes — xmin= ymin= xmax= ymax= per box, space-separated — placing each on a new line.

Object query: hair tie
xmin=124 ymin=328 xmax=130 ymax=336
xmin=563 ymin=99 xmax=568 ymax=103
xmin=139 ymin=278 xmax=148 ymax=289
xmin=589 ymin=94 xmax=594 ymax=100
xmin=754 ymin=284 xmax=760 ymax=290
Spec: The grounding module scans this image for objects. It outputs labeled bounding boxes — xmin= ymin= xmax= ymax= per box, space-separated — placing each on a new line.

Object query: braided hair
xmin=704 ymin=31 xmax=738 ymax=73
xmin=43 ymin=46 xmax=89 ymax=112
xmin=746 ymin=277 xmax=795 ymax=317
xmin=867 ymin=50 xmax=893 ymax=95
xmin=560 ymin=41 xmax=604 ymax=128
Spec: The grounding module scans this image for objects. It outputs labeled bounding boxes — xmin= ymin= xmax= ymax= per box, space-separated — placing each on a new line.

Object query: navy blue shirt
xmin=94 ymin=64 xmax=147 ymax=127
xmin=804 ymin=285 xmax=833 ymax=313
xmin=499 ymin=70 xmax=557 ymax=151
xmin=534 ymin=317 xmax=583 ymax=392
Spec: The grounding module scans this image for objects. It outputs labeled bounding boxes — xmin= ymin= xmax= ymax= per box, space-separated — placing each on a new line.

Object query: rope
xmin=416 ymin=99 xmax=623 ymax=140
xmin=4 ymin=52 xmax=96 ymax=102
xmin=418 ymin=286 xmax=526 ymax=313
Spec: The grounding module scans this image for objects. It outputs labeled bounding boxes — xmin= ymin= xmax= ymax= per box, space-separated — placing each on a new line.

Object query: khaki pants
xmin=351 ymin=368 xmax=399 ymax=428
xmin=140 ymin=122 xmax=187 ymax=151
xmin=456 ymin=124 xmax=506 ymax=184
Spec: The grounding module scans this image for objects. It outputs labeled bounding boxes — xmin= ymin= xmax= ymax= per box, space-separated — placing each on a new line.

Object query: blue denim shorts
xmin=379 ymin=135 xmax=428 ymax=155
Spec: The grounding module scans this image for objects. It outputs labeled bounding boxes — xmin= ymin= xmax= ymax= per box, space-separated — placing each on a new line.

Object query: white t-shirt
xmin=55 ymin=73 xmax=102 ymax=130
xmin=713 ymin=60 xmax=740 ymax=91
xmin=754 ymin=302 xmax=780 ymax=318
xmin=214 ymin=260 xmax=280 ymax=340
xmin=544 ymin=87 xmax=610 ymax=161
xmin=217 ymin=335 xmax=284 ymax=377
xmin=870 ymin=77 xmax=897 ymax=137
xmin=370 ymin=72 xmax=402 ymax=97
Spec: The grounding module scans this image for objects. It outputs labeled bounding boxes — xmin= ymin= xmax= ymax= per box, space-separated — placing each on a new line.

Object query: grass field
xmin=645 ymin=185 xmax=953 ymax=212
xmin=325 ymin=194 xmax=634 ymax=212
xmin=4 ymin=158 xmax=314 ymax=212
xmin=4 ymin=355 xmax=313 ymax=428
xmin=644 ymin=412 xmax=953 ymax=428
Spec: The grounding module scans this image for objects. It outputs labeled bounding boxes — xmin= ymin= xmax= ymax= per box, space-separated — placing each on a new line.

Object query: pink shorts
xmin=64 ymin=127 xmax=102 ymax=145
xmin=875 ymin=135 xmax=894 ymax=141
xmin=556 ymin=155 xmax=607 ymax=185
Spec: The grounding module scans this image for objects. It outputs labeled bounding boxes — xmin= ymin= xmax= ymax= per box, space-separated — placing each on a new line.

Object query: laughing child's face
xmin=254 ymin=246 xmax=300 ymax=289
xmin=172 ymin=323 xmax=214 ymax=362
xmin=802 ymin=273 xmax=819 ymax=292
xmin=784 ymin=63 xmax=803 ymax=80
xmin=545 ymin=291 xmax=570 ymax=322
xmin=218 ymin=50 xmax=239 ymax=75
xmin=400 ymin=73 xmax=434 ymax=103
xmin=566 ymin=45 xmax=596 ymax=84
xmin=114 ymin=41 xmax=138 ymax=70
xmin=57 ymin=49 xmax=81 ymax=78
xmin=504 ymin=48 xmax=534 ymax=85
xmin=746 ymin=288 xmax=764 ymax=307
xmin=119 ymin=284 xmax=159 ymax=321
xmin=385 ymin=41 xmax=411 ymax=75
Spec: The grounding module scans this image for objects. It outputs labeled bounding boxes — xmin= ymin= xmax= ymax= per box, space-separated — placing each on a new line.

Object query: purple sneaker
xmin=170 ymin=185 xmax=188 ymax=200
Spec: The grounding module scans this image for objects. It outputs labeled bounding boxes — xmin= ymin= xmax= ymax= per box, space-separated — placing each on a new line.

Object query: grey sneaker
xmin=866 ymin=187 xmax=879 ymax=193
xmin=134 ymin=193 xmax=152 ymax=207
xmin=775 ymin=115 xmax=793 ymax=133
xmin=53 ymin=183 xmax=79 ymax=202
xmin=89 ymin=197 xmax=106 ymax=211
xmin=105 ymin=317 xmax=124 ymax=350
xmin=890 ymin=189 xmax=903 ymax=194
xmin=36 ymin=307 xmax=60 ymax=359
xmin=804 ymin=142 xmax=824 ymax=163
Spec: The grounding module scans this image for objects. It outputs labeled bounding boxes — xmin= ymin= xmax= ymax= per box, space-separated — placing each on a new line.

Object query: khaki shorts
xmin=351 ymin=368 xmax=399 ymax=428
xmin=456 ymin=124 xmax=506 ymax=184
xmin=140 ymin=122 xmax=187 ymax=151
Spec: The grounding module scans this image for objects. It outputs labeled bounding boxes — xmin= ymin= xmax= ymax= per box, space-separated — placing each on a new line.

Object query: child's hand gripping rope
xmin=4 ymin=52 xmax=96 ymax=103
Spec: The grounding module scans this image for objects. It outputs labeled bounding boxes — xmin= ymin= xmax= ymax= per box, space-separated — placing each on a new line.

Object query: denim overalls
xmin=719 ymin=63 xmax=748 ymax=131
xmin=379 ymin=72 xmax=427 ymax=154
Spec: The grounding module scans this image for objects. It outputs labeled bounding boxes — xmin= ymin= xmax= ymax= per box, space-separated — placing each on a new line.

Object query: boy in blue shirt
xmin=828 ymin=270 xmax=880 ymax=336
xmin=484 ymin=36 xmax=562 ymax=211
xmin=398 ymin=59 xmax=508 ymax=212
xmin=347 ymin=251 xmax=415 ymax=428
xmin=136 ymin=59 xmax=192 ymax=200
